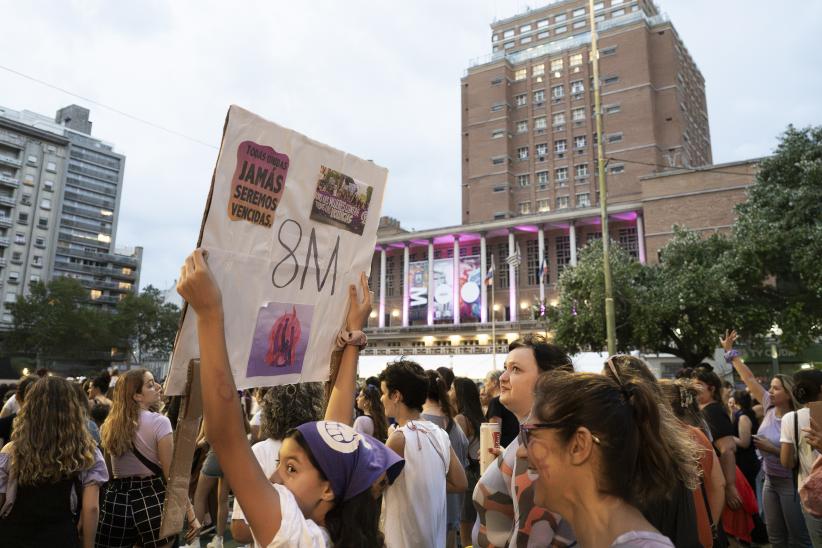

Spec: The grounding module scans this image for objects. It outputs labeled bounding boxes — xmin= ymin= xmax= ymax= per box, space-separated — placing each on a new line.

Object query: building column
xmin=480 ymin=232 xmax=488 ymax=323
xmin=538 ymin=226 xmax=546 ymax=303
xmin=378 ymin=247 xmax=387 ymax=328
xmin=636 ymin=213 xmax=647 ymax=264
xmin=569 ymin=221 xmax=578 ymax=267
xmin=427 ymin=239 xmax=434 ymax=326
xmin=453 ymin=237 xmax=460 ymax=325
xmin=508 ymin=230 xmax=517 ymax=322
xmin=402 ymin=243 xmax=410 ymax=327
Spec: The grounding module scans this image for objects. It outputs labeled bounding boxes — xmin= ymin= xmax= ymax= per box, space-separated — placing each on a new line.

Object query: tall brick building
xmin=461 ymin=0 xmax=710 ymax=223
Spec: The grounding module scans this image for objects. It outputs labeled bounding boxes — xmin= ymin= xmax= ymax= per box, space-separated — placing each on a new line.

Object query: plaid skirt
xmin=95 ymin=476 xmax=174 ymax=548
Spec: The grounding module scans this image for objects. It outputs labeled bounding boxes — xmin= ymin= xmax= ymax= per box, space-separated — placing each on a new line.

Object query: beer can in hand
xmin=479 ymin=422 xmax=501 ymax=474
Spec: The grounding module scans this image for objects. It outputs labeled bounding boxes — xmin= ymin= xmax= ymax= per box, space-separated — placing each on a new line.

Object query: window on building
xmin=40 ymin=198 xmax=51 ymax=210
xmin=556 ymin=14 xmax=567 ymax=22
xmin=572 ymin=8 xmax=586 ymax=17
xmin=555 ymin=168 xmax=569 ymax=185
xmin=533 ymin=89 xmax=545 ymax=103
xmin=535 ymin=143 xmax=548 ymax=158
xmin=608 ymin=132 xmax=623 ymax=143
xmin=492 ymin=34 xmax=499 ymax=42
xmin=491 ymin=77 xmax=503 ymax=85
xmin=503 ymin=29 xmax=515 ymax=38
xmin=619 ymin=227 xmax=639 ymax=259
xmin=550 ymin=59 xmax=564 ymax=72
xmin=537 ymin=171 xmax=550 ymax=189
xmin=515 ymin=68 xmax=527 ymax=81
xmin=556 ymin=235 xmax=571 ymax=273
xmin=570 ymin=53 xmax=583 ymax=67
xmin=537 ymin=30 xmax=550 ymax=39
xmin=517 ymin=174 xmax=530 ymax=187
xmin=34 ymin=236 xmax=45 ymax=248
xmin=21 ymin=193 xmax=31 ymax=206
xmin=533 ymin=64 xmax=545 ymax=77
xmin=496 ymin=244 xmax=509 ymax=288
xmin=8 ymin=271 xmax=19 ymax=283
xmin=14 ymin=232 xmax=24 ymax=245
xmin=600 ymin=45 xmax=618 ymax=56
xmin=572 ymin=107 xmax=586 ymax=121
xmin=516 ymin=120 xmax=528 ymax=133
xmin=555 ymin=25 xmax=567 ymax=34
xmin=587 ymin=231 xmax=602 ymax=244
xmin=573 ymin=20 xmax=587 ymax=29
xmin=38 ymin=217 xmax=48 ymax=229
xmin=386 ymin=256 xmax=395 ymax=297
xmin=516 ymin=147 xmax=529 ymax=160
xmin=594 ymin=2 xmax=604 ymax=10
xmin=552 ymin=112 xmax=565 ymax=127
xmin=26 ymin=155 xmax=38 ymax=165
xmin=11 ymin=252 xmax=22 ymax=264
xmin=605 ymin=104 xmax=621 ymax=114
xmin=491 ymin=103 xmax=505 ymax=112
xmin=493 ymin=185 xmax=507 ymax=193
xmin=504 ymin=41 xmax=515 ymax=49
xmin=46 ymin=161 xmax=57 ymax=173
xmin=30 ymin=274 xmax=40 ymax=285
xmin=492 ymin=156 xmax=506 ymax=165
xmin=43 ymin=180 xmax=54 ymax=191
xmin=32 ymin=255 xmax=42 ymax=267
xmin=577 ymin=193 xmax=591 ymax=208
xmin=555 ymin=140 xmax=567 ymax=153
xmin=534 ymin=116 xmax=547 ymax=131
xmin=520 ymin=24 xmax=532 ymax=32
xmin=526 ymin=240 xmax=540 ymax=285
xmin=521 ymin=36 xmax=532 ymax=45
xmin=492 ymin=129 xmax=505 ymax=139
xmin=537 ymin=198 xmax=550 ymax=212
xmin=575 ymin=135 xmax=587 ymax=149
xmin=537 ymin=19 xmax=549 ymax=28
xmin=22 ymin=174 xmax=34 ymax=186
xmin=604 ymin=75 xmax=619 ymax=85
xmin=571 ymin=80 xmax=585 ymax=94
xmin=5 ymin=291 xmax=17 ymax=303
xmin=17 ymin=212 xmax=28 ymax=224
xmin=519 ymin=201 xmax=532 ymax=215
xmin=612 ymin=8 xmax=625 ymax=16
xmin=610 ymin=164 xmax=625 ymax=174
xmin=515 ymin=94 xmax=527 ymax=107
xmin=575 ymin=164 xmax=589 ymax=178
xmin=551 ymin=85 xmax=564 ymax=101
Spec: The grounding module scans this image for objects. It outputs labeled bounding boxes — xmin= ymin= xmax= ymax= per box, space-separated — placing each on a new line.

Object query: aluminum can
xmin=479 ymin=422 xmax=502 ymax=473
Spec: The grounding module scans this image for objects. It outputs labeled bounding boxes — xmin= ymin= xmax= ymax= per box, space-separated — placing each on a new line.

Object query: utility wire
xmin=605 ymin=155 xmax=757 ymax=178
xmin=0 ymin=63 xmax=218 ymax=150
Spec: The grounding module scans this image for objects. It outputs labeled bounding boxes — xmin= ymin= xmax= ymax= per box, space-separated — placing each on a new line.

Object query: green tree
xmin=734 ymin=125 xmax=822 ymax=351
xmin=113 ymin=286 xmax=180 ymax=363
xmin=5 ymin=277 xmax=117 ymax=364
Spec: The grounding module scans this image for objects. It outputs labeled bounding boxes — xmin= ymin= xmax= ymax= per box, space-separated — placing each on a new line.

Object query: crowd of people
xmin=1 ymin=248 xmax=822 ymax=547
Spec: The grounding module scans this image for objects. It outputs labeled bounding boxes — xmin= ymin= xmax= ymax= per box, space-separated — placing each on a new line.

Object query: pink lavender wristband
xmin=336 ymin=329 xmax=368 ymax=351
xmin=724 ymin=349 xmax=742 ymax=363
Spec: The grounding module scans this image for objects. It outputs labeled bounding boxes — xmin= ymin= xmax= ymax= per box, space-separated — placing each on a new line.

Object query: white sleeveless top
xmin=383 ymin=419 xmax=451 ymax=548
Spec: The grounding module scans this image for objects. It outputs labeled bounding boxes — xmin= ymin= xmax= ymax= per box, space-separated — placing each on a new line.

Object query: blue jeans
xmin=763 ymin=474 xmax=812 ymax=547
xmin=802 ymin=504 xmax=822 ymax=548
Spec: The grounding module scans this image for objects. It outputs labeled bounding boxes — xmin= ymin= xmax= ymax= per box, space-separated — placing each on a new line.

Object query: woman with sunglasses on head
xmin=722 ymin=330 xmax=811 ymax=547
xmin=178 ymin=249 xmax=405 ymax=547
xmin=521 ymin=369 xmax=700 ymax=547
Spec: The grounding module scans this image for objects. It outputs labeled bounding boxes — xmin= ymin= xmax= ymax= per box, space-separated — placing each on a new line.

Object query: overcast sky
xmin=1 ymin=0 xmax=820 ymax=291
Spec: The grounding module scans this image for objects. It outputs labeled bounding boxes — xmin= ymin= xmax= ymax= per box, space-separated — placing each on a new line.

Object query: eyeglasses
xmin=519 ymin=422 xmax=602 ymax=448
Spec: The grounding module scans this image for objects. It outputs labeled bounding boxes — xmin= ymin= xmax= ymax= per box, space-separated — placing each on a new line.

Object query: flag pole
xmin=491 ymin=278 xmax=496 ymax=370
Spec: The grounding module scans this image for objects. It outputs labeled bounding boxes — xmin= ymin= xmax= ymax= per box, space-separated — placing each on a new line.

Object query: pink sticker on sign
xmin=228 ymin=141 xmax=289 ymax=228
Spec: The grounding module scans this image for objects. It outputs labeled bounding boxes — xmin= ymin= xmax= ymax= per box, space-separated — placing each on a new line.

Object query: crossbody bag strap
xmin=699 ymin=480 xmax=719 ymax=540
xmin=794 ymin=411 xmax=800 ymax=495
xmin=132 ymin=444 xmax=165 ymax=482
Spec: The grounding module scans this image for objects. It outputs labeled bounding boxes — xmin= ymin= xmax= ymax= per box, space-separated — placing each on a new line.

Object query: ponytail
xmin=426 ymin=369 xmax=456 ymax=420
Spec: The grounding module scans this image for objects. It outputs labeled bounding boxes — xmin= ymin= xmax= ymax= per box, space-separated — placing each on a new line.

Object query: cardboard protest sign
xmin=166 ymin=105 xmax=387 ymax=394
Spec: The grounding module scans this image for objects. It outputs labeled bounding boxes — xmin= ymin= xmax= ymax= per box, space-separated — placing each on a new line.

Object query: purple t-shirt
xmin=112 ymin=410 xmax=173 ymax=478
xmin=758 ymin=391 xmax=792 ymax=478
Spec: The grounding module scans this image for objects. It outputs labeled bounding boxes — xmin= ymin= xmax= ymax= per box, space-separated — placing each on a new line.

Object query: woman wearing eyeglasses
xmin=520 ymin=370 xmax=700 ymax=547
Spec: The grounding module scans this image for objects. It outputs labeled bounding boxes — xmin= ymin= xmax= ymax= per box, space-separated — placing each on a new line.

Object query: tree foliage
xmin=112 ymin=285 xmax=181 ymax=362
xmin=734 ymin=125 xmax=822 ymax=350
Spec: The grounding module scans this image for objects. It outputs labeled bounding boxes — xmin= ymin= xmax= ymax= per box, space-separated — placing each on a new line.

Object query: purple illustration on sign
xmin=247 ymin=302 xmax=314 ymax=378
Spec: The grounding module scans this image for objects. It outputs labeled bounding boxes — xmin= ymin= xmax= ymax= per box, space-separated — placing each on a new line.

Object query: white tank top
xmin=383 ymin=419 xmax=451 ymax=548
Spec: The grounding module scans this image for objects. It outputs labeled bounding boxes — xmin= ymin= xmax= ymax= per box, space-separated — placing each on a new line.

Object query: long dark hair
xmin=360 ymin=384 xmax=389 ymax=443
xmin=534 ymin=372 xmax=699 ymax=507
xmin=426 ymin=369 xmax=456 ymax=420
xmin=291 ymin=431 xmax=384 ymax=547
xmin=453 ymin=377 xmax=483 ymax=441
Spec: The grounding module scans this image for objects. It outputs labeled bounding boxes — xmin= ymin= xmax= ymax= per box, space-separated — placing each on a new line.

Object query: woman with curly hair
xmin=230 ymin=382 xmax=325 ymax=544
xmin=96 ymin=368 xmax=198 ymax=548
xmin=0 ymin=376 xmax=108 ymax=548
xmin=354 ymin=383 xmax=389 ymax=442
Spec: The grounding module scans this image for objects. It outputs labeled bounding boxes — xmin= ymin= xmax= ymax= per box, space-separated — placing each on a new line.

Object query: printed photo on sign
xmin=459 ymin=256 xmax=481 ymax=321
xmin=246 ymin=301 xmax=314 ymax=378
xmin=228 ymin=140 xmax=290 ymax=228
xmin=432 ymin=259 xmax=453 ymax=321
xmin=310 ymin=166 xmax=373 ymax=235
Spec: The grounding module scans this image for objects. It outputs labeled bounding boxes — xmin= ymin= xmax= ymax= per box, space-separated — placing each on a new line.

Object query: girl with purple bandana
xmin=178 ymin=249 xmax=404 ymax=547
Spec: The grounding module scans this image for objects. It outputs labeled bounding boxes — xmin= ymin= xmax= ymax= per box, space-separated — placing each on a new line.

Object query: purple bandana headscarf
xmin=296 ymin=421 xmax=404 ymax=502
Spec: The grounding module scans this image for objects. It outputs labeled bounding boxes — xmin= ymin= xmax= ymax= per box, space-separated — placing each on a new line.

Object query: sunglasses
xmin=519 ymin=422 xmax=602 ymax=448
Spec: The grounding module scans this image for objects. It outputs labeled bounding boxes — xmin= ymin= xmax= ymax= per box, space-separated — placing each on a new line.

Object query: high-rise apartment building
xmin=0 ymin=104 xmax=142 ymax=325
xmin=461 ymin=0 xmax=711 ymax=223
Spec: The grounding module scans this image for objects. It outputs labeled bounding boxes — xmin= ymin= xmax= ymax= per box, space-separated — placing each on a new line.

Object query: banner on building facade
xmin=165 ymin=105 xmax=387 ymax=394
xmin=459 ymin=255 xmax=481 ymax=321
xmin=408 ymin=261 xmax=428 ymax=308
xmin=432 ymin=258 xmax=453 ymax=321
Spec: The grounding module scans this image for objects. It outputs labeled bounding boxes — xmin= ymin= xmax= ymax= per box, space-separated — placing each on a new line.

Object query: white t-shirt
xmin=0 ymin=395 xmax=18 ymax=418
xmin=234 ymin=438 xmax=282 ymax=522
xmin=353 ymin=415 xmax=374 ymax=437
xmin=255 ymin=483 xmax=330 ymax=548
xmin=611 ymin=531 xmax=675 ymax=547
xmin=781 ymin=407 xmax=819 ymax=487
xmin=250 ymin=410 xmax=262 ymax=427
xmin=383 ymin=419 xmax=451 ymax=548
